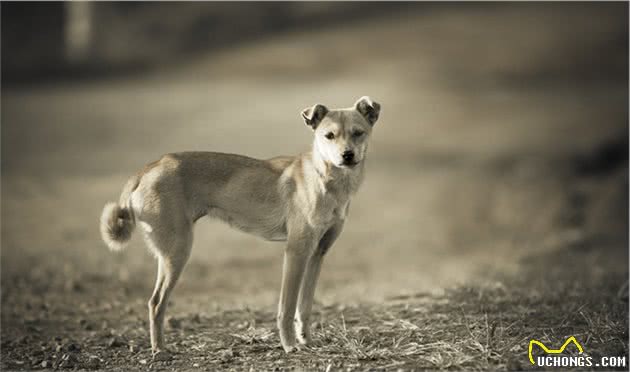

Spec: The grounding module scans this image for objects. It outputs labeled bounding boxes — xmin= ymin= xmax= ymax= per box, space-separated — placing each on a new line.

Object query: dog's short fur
xmin=100 ymin=96 xmax=381 ymax=355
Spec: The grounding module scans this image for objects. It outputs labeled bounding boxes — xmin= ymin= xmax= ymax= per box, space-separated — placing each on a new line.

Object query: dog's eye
xmin=325 ymin=132 xmax=335 ymax=140
xmin=352 ymin=130 xmax=364 ymax=138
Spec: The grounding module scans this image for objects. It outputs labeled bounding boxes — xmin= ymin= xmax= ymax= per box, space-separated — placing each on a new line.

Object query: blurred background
xmin=1 ymin=1 xmax=628 ymax=366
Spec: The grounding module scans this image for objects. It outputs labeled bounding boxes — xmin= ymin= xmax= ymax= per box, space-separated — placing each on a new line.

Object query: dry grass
xmin=150 ymin=262 xmax=626 ymax=371
xmin=3 ymin=245 xmax=625 ymax=371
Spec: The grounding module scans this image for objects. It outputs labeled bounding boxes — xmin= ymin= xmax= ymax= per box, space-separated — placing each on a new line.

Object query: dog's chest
xmin=301 ymin=188 xmax=350 ymax=228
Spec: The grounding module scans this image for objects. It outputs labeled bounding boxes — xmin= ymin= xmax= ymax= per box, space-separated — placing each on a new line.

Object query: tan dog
xmin=100 ymin=96 xmax=381 ymax=355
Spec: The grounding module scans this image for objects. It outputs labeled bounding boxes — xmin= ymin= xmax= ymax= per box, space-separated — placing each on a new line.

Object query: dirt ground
xmin=1 ymin=4 xmax=628 ymax=371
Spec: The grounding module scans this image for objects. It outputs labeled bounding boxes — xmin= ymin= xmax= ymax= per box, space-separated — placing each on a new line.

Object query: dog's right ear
xmin=301 ymin=104 xmax=328 ymax=129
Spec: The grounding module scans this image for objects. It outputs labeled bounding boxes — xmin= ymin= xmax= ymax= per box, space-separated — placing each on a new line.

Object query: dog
xmin=100 ymin=96 xmax=381 ymax=356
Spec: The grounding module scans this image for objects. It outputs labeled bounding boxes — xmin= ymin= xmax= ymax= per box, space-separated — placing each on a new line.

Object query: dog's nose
xmin=342 ymin=150 xmax=355 ymax=162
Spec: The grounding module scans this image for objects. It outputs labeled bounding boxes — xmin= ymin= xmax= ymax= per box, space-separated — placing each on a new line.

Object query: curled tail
xmin=100 ymin=175 xmax=140 ymax=252
xmin=100 ymin=203 xmax=135 ymax=251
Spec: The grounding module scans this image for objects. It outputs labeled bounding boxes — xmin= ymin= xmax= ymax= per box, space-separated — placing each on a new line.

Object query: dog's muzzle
xmin=341 ymin=150 xmax=358 ymax=167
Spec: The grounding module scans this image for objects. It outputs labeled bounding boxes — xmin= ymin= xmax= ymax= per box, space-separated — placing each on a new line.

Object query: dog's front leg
xmin=277 ymin=226 xmax=315 ymax=353
xmin=295 ymin=221 xmax=343 ymax=345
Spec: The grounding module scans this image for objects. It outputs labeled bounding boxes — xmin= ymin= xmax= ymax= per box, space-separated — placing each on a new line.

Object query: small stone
xmin=139 ymin=359 xmax=148 ymax=365
xmin=40 ymin=360 xmax=50 ymax=368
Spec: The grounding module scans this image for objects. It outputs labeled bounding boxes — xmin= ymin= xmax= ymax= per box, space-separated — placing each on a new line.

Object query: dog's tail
xmin=100 ymin=175 xmax=140 ymax=252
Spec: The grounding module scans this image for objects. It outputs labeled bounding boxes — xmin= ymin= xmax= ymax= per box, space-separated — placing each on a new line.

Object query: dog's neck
xmin=309 ymin=142 xmax=364 ymax=196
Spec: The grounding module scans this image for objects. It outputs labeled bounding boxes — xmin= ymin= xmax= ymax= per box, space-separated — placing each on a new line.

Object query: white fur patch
xmin=100 ymin=202 xmax=126 ymax=252
xmin=139 ymin=221 xmax=153 ymax=233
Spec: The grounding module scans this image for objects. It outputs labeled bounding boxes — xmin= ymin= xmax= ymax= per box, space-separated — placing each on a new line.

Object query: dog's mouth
xmin=340 ymin=160 xmax=360 ymax=169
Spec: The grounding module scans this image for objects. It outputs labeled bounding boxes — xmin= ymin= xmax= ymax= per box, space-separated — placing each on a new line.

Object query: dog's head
xmin=302 ymin=96 xmax=381 ymax=169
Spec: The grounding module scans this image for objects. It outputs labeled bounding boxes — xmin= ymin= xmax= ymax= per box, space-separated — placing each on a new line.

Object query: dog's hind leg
xmin=145 ymin=221 xmax=193 ymax=356
xmin=148 ymin=260 xmax=165 ymax=352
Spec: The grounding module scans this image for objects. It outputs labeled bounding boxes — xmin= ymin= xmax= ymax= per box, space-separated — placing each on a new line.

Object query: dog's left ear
xmin=354 ymin=96 xmax=381 ymax=126
xmin=301 ymin=103 xmax=328 ymax=129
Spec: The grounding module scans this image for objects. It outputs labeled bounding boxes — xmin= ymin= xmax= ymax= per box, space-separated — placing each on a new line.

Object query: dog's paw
xmin=282 ymin=344 xmax=298 ymax=353
xmin=296 ymin=332 xmax=312 ymax=346
xmin=279 ymin=327 xmax=298 ymax=353
xmin=294 ymin=319 xmax=312 ymax=345
xmin=283 ymin=341 xmax=315 ymax=353
xmin=281 ymin=342 xmax=299 ymax=354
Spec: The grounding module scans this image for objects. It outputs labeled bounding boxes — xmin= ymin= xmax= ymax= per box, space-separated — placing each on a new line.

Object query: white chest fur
xmin=282 ymin=151 xmax=363 ymax=234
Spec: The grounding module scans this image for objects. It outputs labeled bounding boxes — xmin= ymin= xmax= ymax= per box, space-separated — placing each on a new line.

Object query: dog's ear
xmin=354 ymin=96 xmax=381 ymax=126
xmin=301 ymin=104 xmax=328 ymax=129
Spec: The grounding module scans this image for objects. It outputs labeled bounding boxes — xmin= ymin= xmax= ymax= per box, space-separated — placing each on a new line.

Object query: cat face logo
xmin=528 ymin=336 xmax=584 ymax=365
